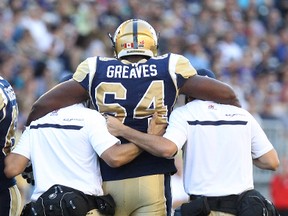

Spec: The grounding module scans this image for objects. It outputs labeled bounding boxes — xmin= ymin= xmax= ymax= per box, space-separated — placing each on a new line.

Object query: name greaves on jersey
xmin=74 ymin=53 xmax=196 ymax=83
xmin=106 ymin=64 xmax=157 ymax=79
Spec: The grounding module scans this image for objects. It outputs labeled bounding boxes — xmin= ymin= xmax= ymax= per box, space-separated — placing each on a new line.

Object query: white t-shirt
xmin=164 ymin=100 xmax=273 ymax=196
xmin=13 ymin=104 xmax=120 ymax=200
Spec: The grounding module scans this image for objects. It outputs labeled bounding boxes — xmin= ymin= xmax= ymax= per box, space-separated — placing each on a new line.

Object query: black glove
xmin=22 ymin=163 xmax=35 ymax=186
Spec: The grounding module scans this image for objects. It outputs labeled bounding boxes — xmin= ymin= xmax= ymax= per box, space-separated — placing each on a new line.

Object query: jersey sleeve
xmin=250 ymin=115 xmax=274 ymax=159
xmin=172 ymin=54 xmax=197 ymax=89
xmin=163 ymin=107 xmax=188 ymax=152
xmin=73 ymin=57 xmax=98 ymax=91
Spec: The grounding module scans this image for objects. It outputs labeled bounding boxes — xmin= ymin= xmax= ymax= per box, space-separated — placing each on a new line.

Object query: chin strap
xmin=108 ymin=33 xmax=115 ymax=48
xmin=156 ymin=32 xmax=160 ymax=51
xmin=108 ymin=33 xmax=117 ymax=58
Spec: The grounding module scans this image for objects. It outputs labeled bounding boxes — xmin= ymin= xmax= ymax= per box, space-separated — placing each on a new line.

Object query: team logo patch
xmin=50 ymin=110 xmax=59 ymax=116
xmin=208 ymin=104 xmax=216 ymax=110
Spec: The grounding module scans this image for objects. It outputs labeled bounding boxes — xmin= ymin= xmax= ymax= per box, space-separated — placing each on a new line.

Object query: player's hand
xmin=21 ymin=163 xmax=35 ymax=186
xmin=148 ymin=112 xmax=167 ymax=136
xmin=105 ymin=114 xmax=125 ymax=137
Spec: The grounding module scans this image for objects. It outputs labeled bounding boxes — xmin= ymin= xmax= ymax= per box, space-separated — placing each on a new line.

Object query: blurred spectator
xmin=184 ymin=34 xmax=210 ymax=69
xmin=270 ymin=158 xmax=288 ymax=216
xmin=19 ymin=4 xmax=53 ymax=53
xmin=279 ymin=64 xmax=288 ymax=103
xmin=217 ymin=28 xmax=243 ymax=68
xmin=0 ymin=0 xmax=287 ymax=128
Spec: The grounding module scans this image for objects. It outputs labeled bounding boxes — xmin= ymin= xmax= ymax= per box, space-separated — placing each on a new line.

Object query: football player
xmin=0 ymin=76 xmax=21 ymax=216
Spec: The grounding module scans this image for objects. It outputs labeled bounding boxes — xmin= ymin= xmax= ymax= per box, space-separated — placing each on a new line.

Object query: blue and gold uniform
xmin=73 ymin=53 xmax=196 ymax=215
xmin=0 ymin=76 xmax=21 ymax=216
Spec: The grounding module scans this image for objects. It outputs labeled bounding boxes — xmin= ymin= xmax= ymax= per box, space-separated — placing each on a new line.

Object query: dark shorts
xmin=0 ymin=185 xmax=21 ymax=216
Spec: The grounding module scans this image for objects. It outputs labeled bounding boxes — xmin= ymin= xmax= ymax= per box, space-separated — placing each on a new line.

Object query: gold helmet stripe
xmin=133 ymin=19 xmax=138 ymax=49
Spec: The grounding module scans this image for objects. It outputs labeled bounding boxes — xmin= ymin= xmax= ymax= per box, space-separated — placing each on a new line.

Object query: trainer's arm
xmin=253 ymin=149 xmax=280 ymax=171
xmin=106 ymin=116 xmax=177 ymax=158
xmin=180 ymin=75 xmax=241 ymax=107
xmin=26 ymin=80 xmax=89 ymax=126
xmin=101 ymin=143 xmax=143 ymax=168
xmin=4 ymin=153 xmax=29 ymax=178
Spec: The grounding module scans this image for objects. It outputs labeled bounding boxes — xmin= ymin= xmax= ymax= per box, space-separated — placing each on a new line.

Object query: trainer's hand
xmin=105 ymin=115 xmax=125 ymax=137
xmin=148 ymin=112 xmax=167 ymax=136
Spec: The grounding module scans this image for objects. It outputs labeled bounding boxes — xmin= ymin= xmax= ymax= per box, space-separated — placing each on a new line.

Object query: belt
xmin=190 ymin=194 xmax=239 ymax=214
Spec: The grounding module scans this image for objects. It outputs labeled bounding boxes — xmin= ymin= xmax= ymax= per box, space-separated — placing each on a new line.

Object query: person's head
xmin=196 ymin=68 xmax=216 ymax=79
xmin=110 ymin=19 xmax=158 ymax=59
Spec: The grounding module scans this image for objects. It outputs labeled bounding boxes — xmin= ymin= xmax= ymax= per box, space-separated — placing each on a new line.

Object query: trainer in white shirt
xmin=4 ymin=103 xmax=141 ymax=215
xmin=164 ymin=98 xmax=275 ymax=196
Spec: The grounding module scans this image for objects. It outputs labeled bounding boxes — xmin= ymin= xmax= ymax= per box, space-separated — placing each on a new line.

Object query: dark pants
xmin=0 ymin=186 xmax=20 ymax=216
xmin=0 ymin=188 xmax=11 ymax=216
xmin=165 ymin=174 xmax=172 ymax=216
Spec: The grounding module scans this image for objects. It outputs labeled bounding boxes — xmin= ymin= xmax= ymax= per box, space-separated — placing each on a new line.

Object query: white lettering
xmin=150 ymin=65 xmax=157 ymax=76
xmin=105 ymin=64 xmax=158 ymax=78
xmin=130 ymin=68 xmax=137 ymax=78
xmin=122 ymin=66 xmax=129 ymax=78
xmin=115 ymin=66 xmax=122 ymax=78
xmin=4 ymin=86 xmax=16 ymax=101
xmin=107 ymin=65 xmax=114 ymax=78
xmin=142 ymin=65 xmax=149 ymax=77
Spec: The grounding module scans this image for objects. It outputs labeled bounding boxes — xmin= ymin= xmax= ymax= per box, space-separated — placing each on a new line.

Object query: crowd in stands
xmin=0 ymin=0 xmax=288 ymax=210
xmin=0 ymin=0 xmax=288 ymax=129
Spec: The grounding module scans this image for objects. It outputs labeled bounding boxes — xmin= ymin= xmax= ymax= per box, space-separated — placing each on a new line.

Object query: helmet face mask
xmin=112 ymin=19 xmax=158 ymax=58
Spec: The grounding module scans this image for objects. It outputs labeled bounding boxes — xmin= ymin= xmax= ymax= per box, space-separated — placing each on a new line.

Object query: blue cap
xmin=197 ymin=69 xmax=216 ymax=79
xmin=59 ymin=73 xmax=73 ymax=83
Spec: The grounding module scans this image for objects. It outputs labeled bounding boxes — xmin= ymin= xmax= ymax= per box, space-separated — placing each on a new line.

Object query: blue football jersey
xmin=73 ymin=53 xmax=196 ymax=180
xmin=0 ymin=76 xmax=18 ymax=189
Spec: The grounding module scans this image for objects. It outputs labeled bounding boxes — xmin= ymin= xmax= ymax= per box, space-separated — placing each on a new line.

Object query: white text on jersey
xmin=107 ymin=64 xmax=157 ymax=78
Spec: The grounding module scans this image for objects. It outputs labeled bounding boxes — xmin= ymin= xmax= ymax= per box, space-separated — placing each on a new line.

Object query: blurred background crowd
xmin=0 ymin=0 xmax=288 ymax=213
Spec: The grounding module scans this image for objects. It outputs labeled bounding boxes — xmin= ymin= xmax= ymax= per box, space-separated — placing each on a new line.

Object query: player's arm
xmin=253 ymin=149 xmax=279 ymax=171
xmin=250 ymin=116 xmax=280 ymax=171
xmin=4 ymin=153 xmax=29 ymax=178
xmin=106 ymin=115 xmax=178 ymax=158
xmin=174 ymin=55 xmax=240 ymax=107
xmin=180 ymin=75 xmax=241 ymax=107
xmin=100 ymin=143 xmax=143 ymax=168
xmin=26 ymin=80 xmax=89 ymax=126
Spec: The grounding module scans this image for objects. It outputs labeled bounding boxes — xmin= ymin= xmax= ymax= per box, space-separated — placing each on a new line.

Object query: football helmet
xmin=111 ymin=19 xmax=158 ymax=58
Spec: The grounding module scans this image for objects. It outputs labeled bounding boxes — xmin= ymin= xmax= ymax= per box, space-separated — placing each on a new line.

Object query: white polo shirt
xmin=164 ymin=100 xmax=273 ymax=196
xmin=13 ymin=104 xmax=120 ymax=201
